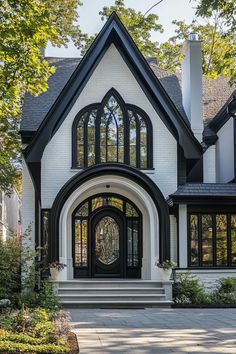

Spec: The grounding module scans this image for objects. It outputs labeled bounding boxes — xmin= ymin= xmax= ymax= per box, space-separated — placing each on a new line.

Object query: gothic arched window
xmin=72 ymin=89 xmax=152 ymax=169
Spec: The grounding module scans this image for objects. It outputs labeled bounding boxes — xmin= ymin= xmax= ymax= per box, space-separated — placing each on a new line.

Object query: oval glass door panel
xmin=95 ymin=216 xmax=119 ymax=265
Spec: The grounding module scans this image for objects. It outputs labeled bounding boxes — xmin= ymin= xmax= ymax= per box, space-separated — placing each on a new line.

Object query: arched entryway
xmin=72 ymin=193 xmax=142 ymax=278
xmin=50 ymin=164 xmax=170 ymax=280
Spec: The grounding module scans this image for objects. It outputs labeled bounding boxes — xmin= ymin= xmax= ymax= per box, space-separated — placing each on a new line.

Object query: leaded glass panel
xmin=95 ymin=216 xmax=119 ymax=265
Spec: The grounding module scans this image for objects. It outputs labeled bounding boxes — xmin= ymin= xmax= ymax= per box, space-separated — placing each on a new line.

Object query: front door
xmin=91 ymin=209 xmax=124 ymax=277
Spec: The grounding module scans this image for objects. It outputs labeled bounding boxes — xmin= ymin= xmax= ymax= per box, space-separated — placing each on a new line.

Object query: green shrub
xmin=173 ymin=273 xmax=205 ymax=304
xmin=38 ymin=281 xmax=60 ymax=311
xmin=0 ymin=238 xmax=21 ymax=300
xmin=217 ymin=277 xmax=236 ymax=294
xmin=0 ymin=340 xmax=69 ymax=353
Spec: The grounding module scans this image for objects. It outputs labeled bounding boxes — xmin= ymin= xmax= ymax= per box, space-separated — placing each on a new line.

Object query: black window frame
xmin=188 ymin=210 xmax=236 ymax=268
xmin=72 ymin=88 xmax=153 ymax=169
xmin=72 ymin=192 xmax=142 ymax=278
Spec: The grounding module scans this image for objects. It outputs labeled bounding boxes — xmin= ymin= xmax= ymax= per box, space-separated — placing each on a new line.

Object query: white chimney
xmin=182 ymin=33 xmax=203 ymax=142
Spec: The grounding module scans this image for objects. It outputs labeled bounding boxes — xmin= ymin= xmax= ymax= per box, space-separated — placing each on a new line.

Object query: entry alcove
xmin=72 ymin=193 xmax=142 ymax=278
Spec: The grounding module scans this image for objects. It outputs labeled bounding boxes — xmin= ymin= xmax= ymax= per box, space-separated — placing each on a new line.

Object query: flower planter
xmin=50 ymin=267 xmax=60 ymax=281
xmin=159 ymin=268 xmax=172 ymax=281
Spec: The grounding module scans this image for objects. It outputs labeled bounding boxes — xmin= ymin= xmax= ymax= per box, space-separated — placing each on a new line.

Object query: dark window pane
xmin=140 ymin=146 xmax=147 ymax=168
xmin=88 ymin=145 xmax=95 ymax=166
xmin=87 ymin=110 xmax=96 ymax=145
xmin=95 ymin=216 xmax=119 ymax=265
xmin=127 ymin=220 xmax=132 ymax=267
xmin=77 ymin=145 xmax=84 ymax=167
xmin=231 ymin=215 xmax=236 ymax=266
xmin=126 ymin=203 xmax=138 ymax=217
xmin=92 ymin=197 xmax=104 ymax=211
xmin=190 ymin=215 xmax=199 ymax=266
xmin=129 ymin=112 xmax=137 ymax=167
xmin=42 ymin=210 xmax=49 ymax=259
xmin=216 ymin=214 xmax=227 ymax=266
xmin=127 ymin=220 xmax=139 ymax=267
xmin=107 ymin=145 xmax=118 ymax=162
xmin=74 ymin=220 xmax=88 ymax=267
xmin=75 ymin=202 xmax=89 ymax=217
xmin=202 ymin=214 xmax=213 ymax=266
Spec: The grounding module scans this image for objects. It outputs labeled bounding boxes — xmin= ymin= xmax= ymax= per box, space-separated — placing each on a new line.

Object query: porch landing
xmin=55 ymin=279 xmax=173 ymax=308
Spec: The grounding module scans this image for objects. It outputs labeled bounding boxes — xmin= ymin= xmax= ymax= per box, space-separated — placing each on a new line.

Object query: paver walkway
xmin=69 ymin=308 xmax=236 ymax=353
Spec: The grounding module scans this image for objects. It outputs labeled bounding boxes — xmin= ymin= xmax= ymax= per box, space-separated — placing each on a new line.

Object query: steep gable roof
xmin=22 ymin=12 xmax=202 ymax=162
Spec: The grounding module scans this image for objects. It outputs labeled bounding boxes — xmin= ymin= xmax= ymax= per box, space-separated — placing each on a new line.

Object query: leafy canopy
xmin=0 ymin=0 xmax=84 ymax=193
xmin=79 ymin=0 xmax=163 ymax=56
xmin=157 ymin=19 xmax=236 ymax=83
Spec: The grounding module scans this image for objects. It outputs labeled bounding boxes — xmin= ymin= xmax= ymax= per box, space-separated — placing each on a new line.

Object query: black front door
xmin=91 ymin=209 xmax=124 ymax=277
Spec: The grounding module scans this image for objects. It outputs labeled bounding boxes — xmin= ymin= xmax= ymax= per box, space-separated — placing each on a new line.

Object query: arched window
xmin=72 ymin=89 xmax=152 ymax=169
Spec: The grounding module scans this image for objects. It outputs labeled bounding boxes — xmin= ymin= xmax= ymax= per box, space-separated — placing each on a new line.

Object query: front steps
xmin=56 ymin=280 xmax=173 ymax=308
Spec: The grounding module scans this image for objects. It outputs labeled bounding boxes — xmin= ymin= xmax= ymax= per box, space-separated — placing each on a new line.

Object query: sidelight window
xmin=189 ymin=213 xmax=236 ymax=267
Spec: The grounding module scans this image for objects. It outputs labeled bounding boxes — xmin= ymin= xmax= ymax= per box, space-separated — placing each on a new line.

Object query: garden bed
xmin=172 ymin=303 xmax=236 ymax=308
xmin=68 ymin=332 xmax=79 ymax=354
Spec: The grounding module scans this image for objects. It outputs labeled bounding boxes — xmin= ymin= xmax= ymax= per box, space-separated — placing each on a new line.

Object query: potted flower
xmin=155 ymin=260 xmax=176 ymax=281
xmin=49 ymin=261 xmax=67 ymax=281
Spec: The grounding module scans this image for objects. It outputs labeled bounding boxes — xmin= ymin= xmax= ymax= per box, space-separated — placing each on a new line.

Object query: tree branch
xmin=143 ymin=0 xmax=165 ymax=18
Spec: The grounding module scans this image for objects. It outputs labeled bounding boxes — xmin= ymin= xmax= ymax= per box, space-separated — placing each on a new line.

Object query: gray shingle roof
xmin=20 ymin=57 xmax=235 ymax=132
xmin=171 ymin=183 xmax=236 ymax=197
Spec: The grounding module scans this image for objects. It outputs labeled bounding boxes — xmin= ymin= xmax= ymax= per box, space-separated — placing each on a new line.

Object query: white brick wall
xmin=22 ymin=158 xmax=35 ymax=248
xmin=203 ymin=145 xmax=216 ymax=183
xmin=216 ymin=117 xmax=234 ymax=182
xmin=170 ymin=215 xmax=177 ymax=263
xmin=41 ymin=44 xmax=177 ymax=208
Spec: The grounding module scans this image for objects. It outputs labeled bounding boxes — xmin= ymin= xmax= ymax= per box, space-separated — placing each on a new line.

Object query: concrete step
xmin=61 ymin=300 xmax=173 ymax=308
xmin=58 ymin=287 xmax=165 ymax=295
xmin=58 ymin=293 xmax=166 ymax=302
xmin=57 ymin=280 xmax=163 ymax=289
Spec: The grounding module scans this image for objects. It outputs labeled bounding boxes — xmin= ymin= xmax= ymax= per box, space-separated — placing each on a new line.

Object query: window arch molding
xmin=72 ymin=88 xmax=153 ymax=169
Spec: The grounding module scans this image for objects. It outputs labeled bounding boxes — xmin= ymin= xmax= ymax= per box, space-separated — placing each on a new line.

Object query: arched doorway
xmin=72 ymin=193 xmax=142 ymax=278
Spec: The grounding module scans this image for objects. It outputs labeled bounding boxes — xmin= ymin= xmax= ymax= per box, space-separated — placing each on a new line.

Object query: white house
xmin=20 ymin=14 xmax=236 ymax=305
xmin=0 ymin=189 xmax=21 ymax=241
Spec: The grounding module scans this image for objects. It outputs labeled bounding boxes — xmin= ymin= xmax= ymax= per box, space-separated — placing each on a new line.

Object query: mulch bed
xmin=68 ymin=332 xmax=79 ymax=354
xmin=172 ymin=304 xmax=236 ymax=308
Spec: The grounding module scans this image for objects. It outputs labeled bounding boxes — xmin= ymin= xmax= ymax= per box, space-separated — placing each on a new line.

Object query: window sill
xmin=71 ymin=166 xmax=155 ymax=173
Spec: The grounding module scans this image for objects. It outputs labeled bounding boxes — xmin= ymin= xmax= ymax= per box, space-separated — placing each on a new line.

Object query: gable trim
xmin=23 ymin=12 xmax=202 ymax=163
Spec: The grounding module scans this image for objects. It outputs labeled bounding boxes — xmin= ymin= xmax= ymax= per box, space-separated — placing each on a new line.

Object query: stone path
xmin=69 ymin=308 xmax=236 ymax=353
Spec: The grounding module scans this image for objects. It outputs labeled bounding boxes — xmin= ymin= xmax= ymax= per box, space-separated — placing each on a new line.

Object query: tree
xmin=78 ymin=0 xmax=163 ymax=56
xmin=156 ymin=19 xmax=236 ymax=83
xmin=0 ymin=0 xmax=86 ymax=193
xmin=195 ymin=0 xmax=236 ymax=35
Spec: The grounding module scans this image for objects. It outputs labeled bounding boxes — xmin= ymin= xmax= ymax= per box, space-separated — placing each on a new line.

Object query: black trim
xmin=171 ymin=195 xmax=236 ymax=205
xmin=49 ymin=163 xmax=170 ymax=263
xmin=188 ymin=210 xmax=236 ymax=268
xmin=23 ymin=12 xmax=202 ymax=163
xmin=71 ymin=88 xmax=153 ymax=169
xmin=209 ymin=91 xmax=236 ymax=133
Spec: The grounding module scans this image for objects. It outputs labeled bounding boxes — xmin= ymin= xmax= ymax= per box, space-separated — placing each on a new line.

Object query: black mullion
xmin=84 ymin=112 xmax=89 ymax=167
xmin=124 ymin=108 xmax=129 ymax=165
xmin=212 ymin=214 xmax=216 ymax=267
xmin=132 ymin=219 xmax=134 ymax=267
xmin=135 ymin=112 xmax=141 ymax=168
xmin=199 ymin=214 xmax=202 ymax=267
xmin=95 ymin=106 xmax=102 ymax=164
xmin=227 ymin=214 xmax=231 ymax=267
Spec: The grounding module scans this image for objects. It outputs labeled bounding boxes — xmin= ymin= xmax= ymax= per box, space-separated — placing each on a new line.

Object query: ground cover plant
xmin=174 ymin=273 xmax=236 ymax=305
xmin=0 ymin=235 xmax=73 ymax=353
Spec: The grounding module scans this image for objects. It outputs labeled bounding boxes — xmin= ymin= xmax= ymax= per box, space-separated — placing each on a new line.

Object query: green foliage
xmin=79 ymin=0 xmax=163 ymax=56
xmin=217 ymin=277 xmax=236 ymax=293
xmin=38 ymin=281 xmax=60 ymax=312
xmin=195 ymin=0 xmax=236 ymax=36
xmin=0 ymin=341 xmax=69 ymax=353
xmin=0 ymin=0 xmax=84 ymax=193
xmin=0 ymin=237 xmax=21 ymax=300
xmin=173 ymin=273 xmax=205 ymax=304
xmin=157 ymin=19 xmax=236 ymax=84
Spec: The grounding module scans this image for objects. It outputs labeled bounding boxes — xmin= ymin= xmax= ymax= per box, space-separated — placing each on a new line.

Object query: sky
xmin=46 ymin=0 xmax=197 ymax=57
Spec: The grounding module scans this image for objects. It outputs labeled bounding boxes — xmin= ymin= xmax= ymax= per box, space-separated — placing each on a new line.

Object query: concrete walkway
xmin=69 ymin=308 xmax=236 ymax=353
